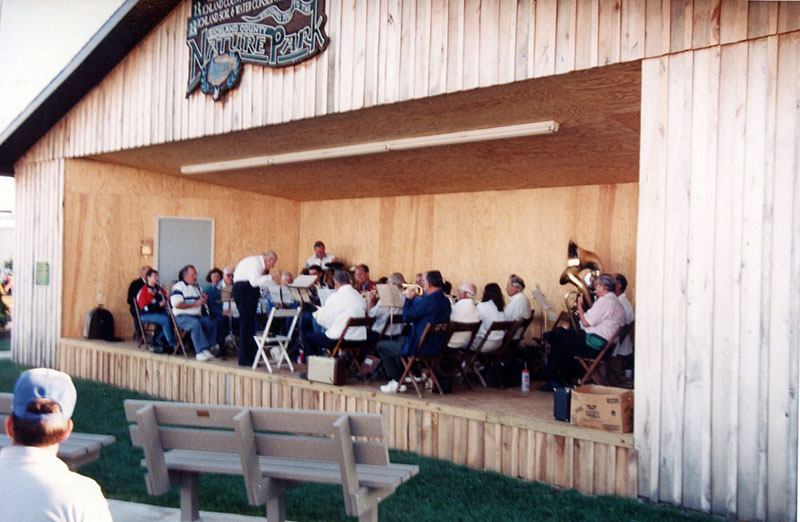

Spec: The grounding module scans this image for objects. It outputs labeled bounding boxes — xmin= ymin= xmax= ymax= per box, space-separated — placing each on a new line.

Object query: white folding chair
xmin=252 ymin=307 xmax=301 ymax=372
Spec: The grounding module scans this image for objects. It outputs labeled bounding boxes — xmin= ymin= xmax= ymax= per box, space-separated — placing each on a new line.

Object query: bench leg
xmin=358 ymin=506 xmax=378 ymax=522
xmin=179 ymin=473 xmax=200 ymax=521
xmin=265 ymin=480 xmax=286 ymax=522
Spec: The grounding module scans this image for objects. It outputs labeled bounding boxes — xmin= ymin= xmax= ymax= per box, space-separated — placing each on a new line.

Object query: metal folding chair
xmin=252 ymin=307 xmax=301 ymax=372
xmin=397 ymin=322 xmax=453 ymax=397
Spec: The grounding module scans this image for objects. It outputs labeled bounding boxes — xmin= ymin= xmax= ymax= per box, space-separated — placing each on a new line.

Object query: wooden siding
xmin=636 ymin=32 xmax=800 ymax=521
xmin=297 ymin=182 xmax=638 ymax=319
xmin=17 ymin=1 xmax=800 ymax=166
xmin=57 ymin=338 xmax=637 ymax=497
xmin=11 ymin=160 xmax=64 ymax=368
xmin=62 ymin=159 xmax=300 ymax=339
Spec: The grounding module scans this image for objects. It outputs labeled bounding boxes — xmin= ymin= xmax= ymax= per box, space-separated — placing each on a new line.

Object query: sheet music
xmin=531 ymin=285 xmax=554 ymax=311
xmin=376 ymin=284 xmax=404 ymax=308
xmin=317 ymin=288 xmax=334 ymax=306
xmin=268 ymin=284 xmax=295 ymax=306
xmin=289 ymin=274 xmax=318 ymax=289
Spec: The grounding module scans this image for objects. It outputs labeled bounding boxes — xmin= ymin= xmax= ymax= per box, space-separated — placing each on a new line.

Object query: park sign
xmin=187 ymin=0 xmax=329 ymax=100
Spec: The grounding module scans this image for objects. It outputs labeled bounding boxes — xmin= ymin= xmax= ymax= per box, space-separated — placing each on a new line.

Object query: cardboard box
xmin=570 ymin=385 xmax=633 ymax=433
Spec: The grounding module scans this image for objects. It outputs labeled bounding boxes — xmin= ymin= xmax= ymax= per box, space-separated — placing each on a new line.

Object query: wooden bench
xmin=124 ymin=399 xmax=419 ymax=522
xmin=0 ymin=392 xmax=115 ymax=470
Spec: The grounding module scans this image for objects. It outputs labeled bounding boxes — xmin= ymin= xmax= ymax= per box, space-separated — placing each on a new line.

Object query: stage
xmin=56 ymin=338 xmax=637 ymax=498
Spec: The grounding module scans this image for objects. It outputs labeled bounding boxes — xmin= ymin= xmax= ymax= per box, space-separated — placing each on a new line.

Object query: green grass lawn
xmin=0 ymin=360 xmax=719 ymax=521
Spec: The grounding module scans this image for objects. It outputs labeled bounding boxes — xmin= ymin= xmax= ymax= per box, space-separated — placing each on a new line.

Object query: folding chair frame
xmin=466 ymin=320 xmax=519 ymax=388
xmin=575 ymin=325 xmax=625 ymax=385
xmin=133 ymin=304 xmax=156 ymax=351
xmin=443 ymin=321 xmax=481 ymax=389
xmin=252 ymin=307 xmax=301 ymax=373
xmin=328 ymin=316 xmax=376 ymax=378
xmin=166 ymin=300 xmax=189 ymax=358
xmin=397 ymin=322 xmax=453 ymax=398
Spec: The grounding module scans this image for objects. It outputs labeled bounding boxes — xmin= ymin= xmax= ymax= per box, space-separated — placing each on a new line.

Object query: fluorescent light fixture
xmin=181 ymin=120 xmax=559 ymax=175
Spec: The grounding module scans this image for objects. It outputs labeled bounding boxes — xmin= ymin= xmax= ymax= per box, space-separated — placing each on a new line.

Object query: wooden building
xmin=0 ymin=1 xmax=797 ymax=520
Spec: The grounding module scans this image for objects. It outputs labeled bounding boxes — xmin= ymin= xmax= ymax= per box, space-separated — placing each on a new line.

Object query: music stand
xmin=530 ymin=285 xmax=554 ymax=364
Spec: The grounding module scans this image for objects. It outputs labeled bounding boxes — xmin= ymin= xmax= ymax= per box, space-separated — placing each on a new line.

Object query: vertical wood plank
xmin=533 ymin=0 xmax=557 ymax=77
xmin=747 ymin=1 xmax=778 ymax=40
xmin=597 ymin=0 xmax=621 ymax=66
xmin=620 ymin=0 xmax=645 ymax=61
xmin=363 ymin=0 xmax=381 ymax=106
xmin=644 ymin=0 xmax=671 ymax=58
xmin=351 ymin=0 xmax=368 ymax=110
xmin=635 ymin=55 xmax=669 ymax=503
xmin=670 ymin=0 xmax=693 ymax=53
xmin=383 ymin=0 xmax=401 ymax=103
xmin=414 ymin=0 xmax=431 ymax=97
xmin=720 ymin=0 xmax=748 ymax=45
xmin=427 ymin=0 xmax=448 ymax=96
xmin=575 ymin=0 xmax=599 ymax=69
xmin=514 ymin=0 xmax=534 ymax=80
xmin=691 ymin=0 xmax=720 ymax=49
xmin=777 ymin=2 xmax=800 ymax=33
xmin=466 ymin=419 xmax=483 ymax=469
xmin=573 ymin=438 xmax=594 ymax=494
xmin=445 ymin=0 xmax=464 ymax=92
xmin=462 ymin=0 xmax=480 ymax=90
xmin=399 ymin=0 xmax=417 ymax=101
xmin=555 ymin=0 xmax=577 ymax=74
xmin=478 ymin=0 xmax=499 ymax=87
xmin=496 ymin=0 xmax=517 ymax=84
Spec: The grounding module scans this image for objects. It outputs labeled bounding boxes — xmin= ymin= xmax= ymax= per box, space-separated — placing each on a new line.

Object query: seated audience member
xmin=0 ymin=369 xmax=113 ymax=521
xmin=609 ymin=273 xmax=635 ymax=384
xmin=539 ymin=273 xmax=626 ymax=391
xmin=305 ymin=240 xmax=338 ymax=269
xmin=472 ymin=283 xmax=507 ymax=352
xmin=378 ymin=270 xmax=452 ymax=394
xmin=204 ymin=267 xmax=227 ymax=350
xmin=135 ymin=268 xmax=175 ymax=354
xmin=448 ymin=281 xmax=480 ymax=348
xmin=171 ymin=265 xmax=219 ymax=362
xmin=505 ymin=274 xmax=532 ymax=340
xmin=303 ymin=270 xmax=367 ymax=356
xmin=127 ymin=265 xmax=151 ymax=337
xmin=367 ymin=272 xmax=406 ymax=344
xmin=354 ymin=264 xmax=377 ymax=293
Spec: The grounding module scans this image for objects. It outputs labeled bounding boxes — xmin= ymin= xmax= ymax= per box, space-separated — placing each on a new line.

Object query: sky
xmin=0 ymin=0 xmax=125 ymax=214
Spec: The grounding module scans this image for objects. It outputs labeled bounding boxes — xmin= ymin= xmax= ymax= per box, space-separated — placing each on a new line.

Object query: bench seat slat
xmin=153 ymin=450 xmax=417 ymax=489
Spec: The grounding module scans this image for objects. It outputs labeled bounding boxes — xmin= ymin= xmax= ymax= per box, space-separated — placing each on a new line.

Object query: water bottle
xmin=298 ymin=348 xmax=304 ymax=365
xmin=521 ymin=364 xmax=530 ymax=392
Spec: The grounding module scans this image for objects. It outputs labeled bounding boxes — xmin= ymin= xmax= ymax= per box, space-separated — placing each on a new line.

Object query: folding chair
xmin=165 ymin=300 xmax=189 ymax=358
xmin=442 ymin=321 xmax=481 ymax=389
xmin=397 ymin=322 xmax=453 ymax=398
xmin=466 ymin=320 xmax=518 ymax=387
xmin=574 ymin=325 xmax=624 ymax=385
xmin=252 ymin=307 xmax=301 ymax=372
xmin=133 ymin=304 xmax=156 ymax=351
xmin=328 ymin=316 xmax=376 ymax=378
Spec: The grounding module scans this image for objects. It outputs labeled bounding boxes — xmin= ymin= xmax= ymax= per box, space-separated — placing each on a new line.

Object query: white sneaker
xmin=270 ymin=347 xmax=282 ymax=362
xmin=380 ymin=380 xmax=408 ymax=394
xmin=196 ymin=351 xmax=212 ymax=362
xmin=403 ymin=376 xmax=422 ymax=384
xmin=202 ymin=349 xmax=217 ymax=360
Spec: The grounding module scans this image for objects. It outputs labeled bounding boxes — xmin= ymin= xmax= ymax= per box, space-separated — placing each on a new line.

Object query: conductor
xmin=232 ymin=251 xmax=278 ymax=366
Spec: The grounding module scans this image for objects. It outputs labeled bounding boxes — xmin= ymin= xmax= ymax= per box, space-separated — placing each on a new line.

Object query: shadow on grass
xmin=0 ymin=360 xmax=719 ymax=522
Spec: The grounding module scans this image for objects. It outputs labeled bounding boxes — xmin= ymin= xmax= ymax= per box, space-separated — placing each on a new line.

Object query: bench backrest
xmin=124 ymin=399 xmax=390 ymax=505
xmin=0 ymin=392 xmax=11 ymax=415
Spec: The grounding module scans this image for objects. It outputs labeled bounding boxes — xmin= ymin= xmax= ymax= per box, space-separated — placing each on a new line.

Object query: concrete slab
xmin=108 ymin=499 xmax=268 ymax=521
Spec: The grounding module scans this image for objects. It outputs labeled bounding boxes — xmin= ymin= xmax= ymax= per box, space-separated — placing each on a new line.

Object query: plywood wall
xmin=636 ymin=32 xmax=800 ymax=521
xmin=21 ymin=1 xmax=800 ymax=166
xmin=298 ymin=182 xmax=638 ymax=319
xmin=61 ymin=159 xmax=300 ymax=339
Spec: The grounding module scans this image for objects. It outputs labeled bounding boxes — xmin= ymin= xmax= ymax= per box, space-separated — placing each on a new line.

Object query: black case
xmin=554 ymin=387 xmax=571 ymax=422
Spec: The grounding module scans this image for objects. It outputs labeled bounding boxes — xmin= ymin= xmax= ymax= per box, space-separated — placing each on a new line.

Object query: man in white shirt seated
xmin=171 ymin=265 xmax=219 ymax=362
xmin=367 ymin=272 xmax=406 ymax=346
xmin=304 ymin=270 xmax=367 ymax=356
xmin=448 ymin=281 xmax=480 ymax=348
xmin=305 ymin=240 xmax=339 ymax=269
xmin=504 ymin=274 xmax=532 ymax=340
xmin=0 ymin=369 xmax=113 ymax=521
xmin=538 ymin=273 xmax=627 ymax=390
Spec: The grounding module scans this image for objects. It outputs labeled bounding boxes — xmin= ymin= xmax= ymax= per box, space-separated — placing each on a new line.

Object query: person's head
xmin=378 ymin=276 xmax=388 ymax=284
xmin=222 ymin=266 xmax=234 ymax=285
xmin=206 ymin=267 xmax=223 ymax=285
xmin=615 ymin=273 xmax=628 ymax=295
xmin=423 ymin=270 xmax=444 ymax=292
xmin=179 ymin=265 xmax=197 ymax=285
xmin=596 ymin=273 xmax=617 ymax=295
xmin=332 ymin=270 xmax=351 ymax=289
xmin=8 ymin=369 xmax=76 ymax=447
xmin=145 ymin=268 xmax=160 ymax=286
xmin=281 ymin=271 xmax=293 ymax=285
xmin=415 ymin=273 xmax=424 ymax=286
xmin=262 ymin=251 xmax=278 ymax=271
xmin=442 ymin=281 xmax=453 ymax=296
xmin=506 ymin=274 xmax=525 ymax=296
xmin=308 ymin=265 xmax=323 ymax=283
xmin=354 ymin=264 xmax=370 ymax=286
xmin=482 ymin=283 xmax=505 ymax=311
xmin=388 ymin=272 xmax=405 ymax=288
xmin=140 ymin=265 xmax=152 ymax=279
xmin=314 ymin=241 xmax=326 ymax=258
xmin=457 ymin=281 xmax=477 ymax=301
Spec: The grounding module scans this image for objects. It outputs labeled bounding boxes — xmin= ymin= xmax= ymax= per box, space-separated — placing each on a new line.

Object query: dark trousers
xmin=377 ymin=336 xmax=408 ymax=380
xmin=544 ymin=328 xmax=600 ymax=382
xmin=303 ymin=331 xmax=337 ymax=357
xmin=233 ymin=282 xmax=260 ymax=366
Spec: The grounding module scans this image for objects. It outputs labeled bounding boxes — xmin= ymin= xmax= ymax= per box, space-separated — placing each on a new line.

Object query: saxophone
xmin=559 ymin=240 xmax=602 ymax=331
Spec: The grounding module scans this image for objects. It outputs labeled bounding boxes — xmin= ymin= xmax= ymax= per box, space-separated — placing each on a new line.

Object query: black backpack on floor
xmin=83 ymin=305 xmax=119 ymax=342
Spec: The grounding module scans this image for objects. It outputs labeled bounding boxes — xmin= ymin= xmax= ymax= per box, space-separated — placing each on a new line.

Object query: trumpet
xmin=401 ymin=283 xmax=423 ymax=297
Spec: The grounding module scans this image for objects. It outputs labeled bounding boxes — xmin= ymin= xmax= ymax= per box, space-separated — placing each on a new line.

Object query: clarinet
xmin=194 ymin=283 xmax=210 ymax=316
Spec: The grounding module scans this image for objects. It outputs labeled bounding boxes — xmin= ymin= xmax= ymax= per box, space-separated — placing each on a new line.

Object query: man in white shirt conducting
xmin=0 ymin=368 xmax=113 ymax=521
xmin=304 ymin=270 xmax=367 ymax=356
xmin=233 ymin=251 xmax=278 ymax=367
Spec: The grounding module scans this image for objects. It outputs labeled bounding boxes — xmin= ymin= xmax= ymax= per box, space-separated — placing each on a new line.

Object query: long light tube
xmin=181 ymin=120 xmax=559 ymax=175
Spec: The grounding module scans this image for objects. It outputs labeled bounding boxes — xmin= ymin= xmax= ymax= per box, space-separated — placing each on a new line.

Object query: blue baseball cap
xmin=13 ymin=368 xmax=77 ymax=421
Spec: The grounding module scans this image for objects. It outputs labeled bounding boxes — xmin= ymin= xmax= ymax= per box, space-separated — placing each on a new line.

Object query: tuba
xmin=559 ymin=240 xmax=603 ymax=331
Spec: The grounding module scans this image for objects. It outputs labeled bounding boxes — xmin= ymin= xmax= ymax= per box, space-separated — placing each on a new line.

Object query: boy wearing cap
xmin=0 ymin=368 xmax=112 ymax=521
